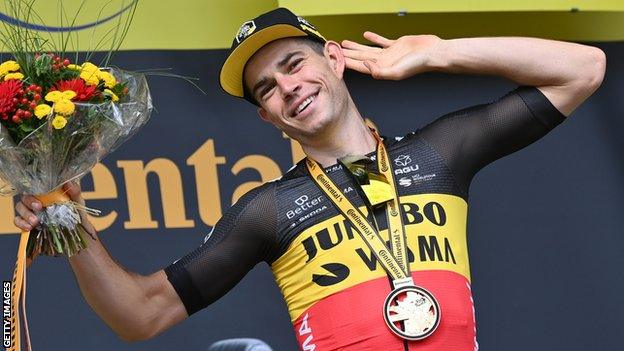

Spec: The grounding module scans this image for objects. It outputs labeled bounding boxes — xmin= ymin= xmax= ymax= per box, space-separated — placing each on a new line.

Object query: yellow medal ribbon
xmin=8 ymin=188 xmax=71 ymax=351
xmin=305 ymin=129 xmax=410 ymax=280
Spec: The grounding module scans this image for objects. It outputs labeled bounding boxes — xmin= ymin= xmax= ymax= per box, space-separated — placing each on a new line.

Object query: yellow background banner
xmin=0 ymin=0 xmax=622 ymax=53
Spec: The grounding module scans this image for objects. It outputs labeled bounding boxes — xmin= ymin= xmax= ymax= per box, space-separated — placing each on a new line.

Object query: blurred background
xmin=1 ymin=1 xmax=623 ymax=350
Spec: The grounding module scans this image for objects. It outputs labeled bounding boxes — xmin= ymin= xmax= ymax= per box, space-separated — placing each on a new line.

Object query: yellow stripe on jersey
xmin=271 ymin=193 xmax=471 ymax=321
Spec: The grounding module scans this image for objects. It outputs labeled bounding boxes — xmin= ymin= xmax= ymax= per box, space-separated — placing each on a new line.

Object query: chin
xmin=302 ymin=112 xmax=332 ymax=135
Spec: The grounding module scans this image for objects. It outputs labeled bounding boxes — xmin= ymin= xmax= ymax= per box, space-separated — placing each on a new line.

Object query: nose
xmin=275 ymin=72 xmax=300 ymax=102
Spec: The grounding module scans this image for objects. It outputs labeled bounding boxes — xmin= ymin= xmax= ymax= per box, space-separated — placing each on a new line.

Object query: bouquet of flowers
xmin=0 ymin=58 xmax=151 ymax=256
xmin=0 ymin=1 xmax=151 ymax=350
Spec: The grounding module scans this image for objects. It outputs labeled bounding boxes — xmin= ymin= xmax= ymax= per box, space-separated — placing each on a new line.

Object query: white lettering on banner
xmin=0 ymin=137 xmax=302 ymax=234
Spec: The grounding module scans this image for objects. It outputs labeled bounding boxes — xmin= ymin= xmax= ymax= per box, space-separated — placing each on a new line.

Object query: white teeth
xmin=295 ymin=95 xmax=315 ymax=115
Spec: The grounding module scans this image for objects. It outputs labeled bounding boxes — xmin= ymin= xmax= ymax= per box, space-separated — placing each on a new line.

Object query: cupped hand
xmin=341 ymin=32 xmax=443 ymax=80
xmin=14 ymin=181 xmax=96 ymax=264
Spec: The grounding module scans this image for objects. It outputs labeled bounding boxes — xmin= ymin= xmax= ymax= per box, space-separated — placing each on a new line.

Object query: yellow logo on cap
xmin=300 ymin=24 xmax=325 ymax=41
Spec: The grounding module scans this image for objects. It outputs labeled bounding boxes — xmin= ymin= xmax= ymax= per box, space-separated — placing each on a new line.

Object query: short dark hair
xmin=243 ymin=37 xmax=326 ymax=106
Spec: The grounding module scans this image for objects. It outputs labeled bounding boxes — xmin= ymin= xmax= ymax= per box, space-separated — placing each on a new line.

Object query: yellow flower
xmin=0 ymin=60 xmax=20 ymax=72
xmin=98 ymin=71 xmax=116 ymax=88
xmin=61 ymin=90 xmax=77 ymax=100
xmin=80 ymin=69 xmax=100 ymax=86
xmin=54 ymin=99 xmax=75 ymax=115
xmin=3 ymin=72 xmax=24 ymax=80
xmin=81 ymin=62 xmax=99 ymax=71
xmin=52 ymin=115 xmax=67 ymax=130
xmin=66 ymin=64 xmax=82 ymax=71
xmin=45 ymin=91 xmax=64 ymax=102
xmin=34 ymin=104 xmax=52 ymax=119
xmin=104 ymin=89 xmax=119 ymax=102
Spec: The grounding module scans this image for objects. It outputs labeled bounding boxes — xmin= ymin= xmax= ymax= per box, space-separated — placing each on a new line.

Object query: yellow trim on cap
xmin=220 ymin=24 xmax=310 ymax=97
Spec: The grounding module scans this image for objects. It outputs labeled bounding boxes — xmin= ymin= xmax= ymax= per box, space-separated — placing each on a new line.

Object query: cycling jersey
xmin=164 ymin=86 xmax=566 ymax=351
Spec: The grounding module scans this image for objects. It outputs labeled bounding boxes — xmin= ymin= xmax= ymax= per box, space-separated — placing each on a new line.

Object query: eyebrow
xmin=251 ymin=50 xmax=304 ymax=99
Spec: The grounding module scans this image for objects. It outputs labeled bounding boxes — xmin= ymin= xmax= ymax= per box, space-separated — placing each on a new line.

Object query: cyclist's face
xmin=243 ymin=38 xmax=348 ymax=143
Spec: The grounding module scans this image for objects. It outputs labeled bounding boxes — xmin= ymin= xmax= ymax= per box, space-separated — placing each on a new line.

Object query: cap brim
xmin=220 ymin=24 xmax=310 ymax=98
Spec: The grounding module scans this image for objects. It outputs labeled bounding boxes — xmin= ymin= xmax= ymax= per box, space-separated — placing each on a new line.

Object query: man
xmin=13 ymin=7 xmax=605 ymax=351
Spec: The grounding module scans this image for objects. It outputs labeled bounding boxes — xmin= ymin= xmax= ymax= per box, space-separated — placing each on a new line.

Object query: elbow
xmin=584 ymin=47 xmax=607 ymax=93
xmin=566 ymin=47 xmax=606 ymax=100
xmin=117 ymin=324 xmax=156 ymax=343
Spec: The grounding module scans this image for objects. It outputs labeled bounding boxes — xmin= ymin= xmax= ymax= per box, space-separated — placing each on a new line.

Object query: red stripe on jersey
xmin=293 ymin=270 xmax=476 ymax=351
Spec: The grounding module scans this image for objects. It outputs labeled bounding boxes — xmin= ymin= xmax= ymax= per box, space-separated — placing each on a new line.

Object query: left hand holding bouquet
xmin=0 ymin=55 xmax=152 ymax=351
xmin=14 ymin=181 xmax=97 ymax=267
xmin=0 ymin=2 xmax=151 ymax=349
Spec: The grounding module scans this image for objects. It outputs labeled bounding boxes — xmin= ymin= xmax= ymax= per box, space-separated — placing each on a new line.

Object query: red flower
xmin=0 ymin=80 xmax=22 ymax=121
xmin=53 ymin=78 xmax=98 ymax=101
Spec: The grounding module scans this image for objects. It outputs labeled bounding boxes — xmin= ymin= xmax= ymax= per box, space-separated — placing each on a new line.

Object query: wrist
xmin=426 ymin=38 xmax=453 ymax=72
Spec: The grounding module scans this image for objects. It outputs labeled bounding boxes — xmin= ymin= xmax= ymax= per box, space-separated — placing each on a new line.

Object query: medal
xmin=306 ymin=129 xmax=441 ymax=341
xmin=384 ymin=278 xmax=441 ymax=340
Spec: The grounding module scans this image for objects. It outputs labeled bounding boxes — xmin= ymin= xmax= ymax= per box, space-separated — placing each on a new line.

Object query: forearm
xmin=429 ymin=36 xmax=605 ymax=88
xmin=67 ymin=230 xmax=156 ymax=341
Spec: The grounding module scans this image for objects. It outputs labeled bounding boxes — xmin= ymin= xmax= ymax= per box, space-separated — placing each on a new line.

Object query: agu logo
xmin=394 ymin=154 xmax=420 ymax=175
xmin=394 ymin=155 xmax=411 ymax=167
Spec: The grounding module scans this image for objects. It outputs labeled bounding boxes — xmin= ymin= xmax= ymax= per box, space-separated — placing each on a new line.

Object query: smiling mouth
xmin=292 ymin=91 xmax=319 ymax=118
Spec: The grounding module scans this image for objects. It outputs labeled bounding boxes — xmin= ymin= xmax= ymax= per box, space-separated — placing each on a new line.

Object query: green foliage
xmin=0 ymin=0 xmax=138 ymax=81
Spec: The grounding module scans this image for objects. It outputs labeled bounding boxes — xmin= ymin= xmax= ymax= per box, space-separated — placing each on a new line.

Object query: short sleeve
xmin=163 ymin=183 xmax=278 ymax=316
xmin=417 ymin=86 xmax=566 ymax=195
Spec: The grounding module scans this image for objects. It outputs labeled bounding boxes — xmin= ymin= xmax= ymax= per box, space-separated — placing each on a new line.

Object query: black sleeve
xmin=417 ymin=86 xmax=566 ymax=195
xmin=163 ymin=183 xmax=279 ymax=316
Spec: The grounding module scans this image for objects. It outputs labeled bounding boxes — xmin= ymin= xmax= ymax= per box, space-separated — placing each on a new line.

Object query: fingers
xmin=14 ymin=215 xmax=33 ymax=232
xmin=15 ymin=197 xmax=41 ymax=231
xmin=363 ymin=60 xmax=400 ymax=81
xmin=341 ymin=47 xmax=379 ymax=62
xmin=362 ymin=60 xmax=379 ymax=78
xmin=62 ymin=180 xmax=96 ymax=235
xmin=63 ymin=180 xmax=85 ymax=205
xmin=363 ymin=31 xmax=394 ymax=48
xmin=341 ymin=39 xmax=381 ymax=52
xmin=345 ymin=57 xmax=371 ymax=74
xmin=22 ymin=194 xmax=41 ymax=212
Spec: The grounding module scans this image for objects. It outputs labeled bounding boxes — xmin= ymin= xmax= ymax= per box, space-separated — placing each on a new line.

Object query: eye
xmin=260 ymin=83 xmax=275 ymax=100
xmin=289 ymin=58 xmax=303 ymax=72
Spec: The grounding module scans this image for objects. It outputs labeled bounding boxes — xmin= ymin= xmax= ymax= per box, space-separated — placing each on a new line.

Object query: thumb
xmin=63 ymin=180 xmax=85 ymax=205
xmin=363 ymin=60 xmax=380 ymax=78
xmin=364 ymin=59 xmax=401 ymax=80
xmin=63 ymin=180 xmax=96 ymax=236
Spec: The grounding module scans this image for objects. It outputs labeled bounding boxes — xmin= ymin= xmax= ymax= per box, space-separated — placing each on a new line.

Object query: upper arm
xmin=160 ymin=184 xmax=278 ymax=318
xmin=140 ymin=270 xmax=189 ymax=340
xmin=537 ymin=47 xmax=606 ymax=117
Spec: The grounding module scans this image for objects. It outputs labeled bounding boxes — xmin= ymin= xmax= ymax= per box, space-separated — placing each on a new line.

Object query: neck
xmin=300 ymin=102 xmax=376 ymax=167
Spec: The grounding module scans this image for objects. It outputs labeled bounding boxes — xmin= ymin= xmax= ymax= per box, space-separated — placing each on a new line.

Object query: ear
xmin=257 ymin=107 xmax=271 ymax=123
xmin=324 ymin=40 xmax=346 ymax=80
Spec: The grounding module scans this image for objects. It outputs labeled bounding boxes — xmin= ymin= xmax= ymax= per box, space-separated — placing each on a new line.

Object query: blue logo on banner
xmin=0 ymin=0 xmax=136 ymax=32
